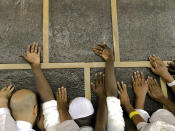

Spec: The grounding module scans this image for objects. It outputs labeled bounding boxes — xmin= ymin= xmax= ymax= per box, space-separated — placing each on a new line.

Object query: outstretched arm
xmin=0 ymin=86 xmax=16 ymax=131
xmin=0 ymin=85 xmax=14 ymax=108
xmin=21 ymin=42 xmax=54 ymax=102
xmin=57 ymin=87 xmax=72 ymax=122
xmin=147 ymin=77 xmax=175 ymax=115
xmin=118 ymin=82 xmax=145 ymax=127
xmin=93 ymin=43 xmax=117 ymax=97
xmin=91 ymin=73 xmax=107 ymax=131
xmin=149 ymin=55 xmax=175 ymax=94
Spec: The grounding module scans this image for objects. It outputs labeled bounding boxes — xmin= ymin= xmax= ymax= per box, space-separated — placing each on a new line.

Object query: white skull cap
xmin=69 ymin=97 xmax=94 ymax=119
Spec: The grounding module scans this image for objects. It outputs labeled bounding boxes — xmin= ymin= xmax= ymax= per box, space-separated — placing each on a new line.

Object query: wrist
xmin=31 ymin=64 xmax=41 ymax=69
xmin=124 ymin=104 xmax=135 ymax=114
xmin=106 ymin=56 xmax=114 ymax=62
xmin=31 ymin=64 xmax=41 ymax=71
xmin=157 ymin=96 xmax=166 ymax=103
xmin=161 ymin=73 xmax=174 ymax=83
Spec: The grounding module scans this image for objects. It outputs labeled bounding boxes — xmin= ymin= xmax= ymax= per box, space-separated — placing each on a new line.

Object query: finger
xmin=150 ymin=67 xmax=156 ymax=73
xmin=31 ymin=42 xmax=36 ymax=53
xmin=64 ymin=88 xmax=67 ymax=101
xmin=93 ymin=46 xmax=104 ymax=51
xmin=148 ymin=90 xmax=152 ymax=97
xmin=91 ymin=82 xmax=96 ymax=92
xmin=102 ymin=74 xmax=105 ymax=85
xmin=154 ymin=79 xmax=159 ymax=87
xmin=121 ymin=81 xmax=127 ymax=91
xmin=20 ymin=54 xmax=27 ymax=59
xmin=9 ymin=86 xmax=15 ymax=94
xmin=7 ymin=85 xmax=13 ymax=91
xmin=136 ymin=71 xmax=141 ymax=79
xmin=61 ymin=86 xmax=64 ymax=99
xmin=147 ymin=77 xmax=152 ymax=88
xmin=94 ymin=49 xmax=103 ymax=54
xmin=134 ymin=72 xmax=137 ymax=79
xmin=95 ymin=73 xmax=99 ymax=85
xmin=141 ymin=72 xmax=144 ymax=80
xmin=98 ymin=43 xmax=107 ymax=48
xmin=38 ymin=47 xmax=41 ymax=56
xmin=93 ymin=49 xmax=102 ymax=56
xmin=100 ymin=72 xmax=103 ymax=84
xmin=131 ymin=76 xmax=135 ymax=84
xmin=34 ymin=43 xmax=38 ymax=53
xmin=56 ymin=88 xmax=59 ymax=100
xmin=117 ymin=82 xmax=123 ymax=92
xmin=27 ymin=45 xmax=31 ymax=54
xmin=58 ymin=88 xmax=61 ymax=99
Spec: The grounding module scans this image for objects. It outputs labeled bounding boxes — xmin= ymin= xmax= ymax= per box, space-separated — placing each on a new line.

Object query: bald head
xmin=10 ymin=89 xmax=37 ymax=116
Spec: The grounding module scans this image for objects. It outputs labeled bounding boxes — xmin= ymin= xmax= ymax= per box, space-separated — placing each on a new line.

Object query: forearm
xmin=105 ymin=58 xmax=117 ymax=96
xmin=159 ymin=97 xmax=175 ymax=115
xmin=58 ymin=109 xmax=72 ymax=123
xmin=0 ymin=99 xmax=8 ymax=108
xmin=135 ymin=96 xmax=146 ymax=109
xmin=32 ymin=66 xmax=54 ymax=102
xmin=95 ymin=96 xmax=107 ymax=131
xmin=124 ymin=104 xmax=145 ymax=126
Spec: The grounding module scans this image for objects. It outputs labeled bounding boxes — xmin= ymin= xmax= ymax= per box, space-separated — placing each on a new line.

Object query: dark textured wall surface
xmin=49 ymin=0 xmax=113 ymax=63
xmin=0 ymin=69 xmax=84 ymax=101
xmin=0 ymin=0 xmax=43 ymax=64
xmin=118 ymin=0 xmax=175 ymax=61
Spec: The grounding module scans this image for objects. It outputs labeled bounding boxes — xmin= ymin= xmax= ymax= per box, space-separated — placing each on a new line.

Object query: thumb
xmin=150 ymin=67 xmax=156 ymax=73
xmin=19 ymin=54 xmax=27 ymax=59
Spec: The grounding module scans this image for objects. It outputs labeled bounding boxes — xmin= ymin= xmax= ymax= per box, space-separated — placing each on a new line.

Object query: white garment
xmin=80 ymin=126 xmax=93 ymax=131
xmin=0 ymin=108 xmax=35 ymax=131
xmin=16 ymin=121 xmax=35 ymax=131
xmin=106 ymin=97 xmax=125 ymax=131
xmin=42 ymin=100 xmax=60 ymax=130
xmin=137 ymin=109 xmax=175 ymax=131
xmin=0 ymin=108 xmax=16 ymax=131
xmin=69 ymin=97 xmax=94 ymax=119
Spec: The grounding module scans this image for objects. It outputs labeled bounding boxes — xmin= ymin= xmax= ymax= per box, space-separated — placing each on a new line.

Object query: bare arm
xmin=148 ymin=77 xmax=175 ymax=115
xmin=118 ymin=82 xmax=145 ymax=127
xmin=0 ymin=85 xmax=14 ymax=108
xmin=57 ymin=87 xmax=72 ymax=122
xmin=92 ymin=73 xmax=107 ymax=131
xmin=93 ymin=43 xmax=117 ymax=97
xmin=21 ymin=42 xmax=54 ymax=102
xmin=149 ymin=55 xmax=175 ymax=94
xmin=32 ymin=67 xmax=54 ymax=102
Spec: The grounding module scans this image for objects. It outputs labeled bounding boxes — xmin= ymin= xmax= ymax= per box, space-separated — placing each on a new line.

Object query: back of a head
xmin=69 ymin=97 xmax=94 ymax=127
xmin=10 ymin=89 xmax=38 ymax=121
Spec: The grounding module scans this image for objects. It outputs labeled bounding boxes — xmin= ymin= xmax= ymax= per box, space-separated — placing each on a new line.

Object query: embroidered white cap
xmin=69 ymin=97 xmax=94 ymax=119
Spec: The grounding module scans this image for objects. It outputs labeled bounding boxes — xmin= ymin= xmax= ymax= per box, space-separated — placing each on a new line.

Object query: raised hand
xmin=21 ymin=42 xmax=41 ymax=68
xmin=132 ymin=71 xmax=148 ymax=109
xmin=147 ymin=77 xmax=164 ymax=102
xmin=117 ymin=81 xmax=130 ymax=107
xmin=93 ymin=43 xmax=114 ymax=61
xmin=149 ymin=55 xmax=174 ymax=83
xmin=57 ymin=87 xmax=68 ymax=111
xmin=132 ymin=71 xmax=148 ymax=97
xmin=91 ymin=72 xmax=105 ymax=97
xmin=0 ymin=85 xmax=15 ymax=108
